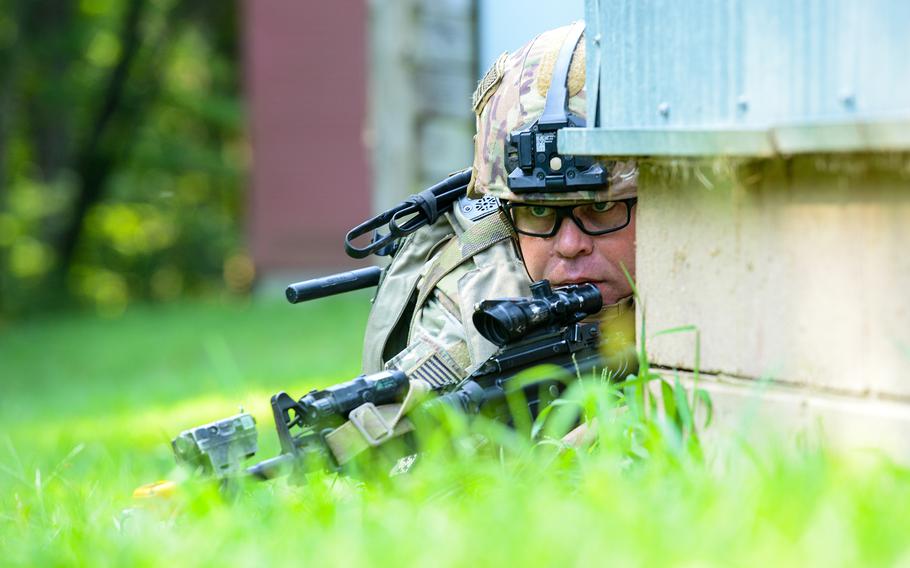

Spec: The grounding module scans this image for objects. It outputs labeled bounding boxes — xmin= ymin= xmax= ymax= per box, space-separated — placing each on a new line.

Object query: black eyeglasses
xmin=501 ymin=198 xmax=636 ymax=238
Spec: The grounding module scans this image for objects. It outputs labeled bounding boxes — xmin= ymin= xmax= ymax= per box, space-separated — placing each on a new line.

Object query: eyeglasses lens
xmin=509 ymin=201 xmax=630 ymax=236
xmin=511 ymin=205 xmax=557 ymax=235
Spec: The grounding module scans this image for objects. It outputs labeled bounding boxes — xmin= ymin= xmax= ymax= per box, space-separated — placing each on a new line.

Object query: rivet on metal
xmin=736 ymin=95 xmax=749 ymax=113
xmin=593 ymin=33 xmax=602 ymax=46
xmin=658 ymin=102 xmax=670 ymax=117
xmin=839 ymin=91 xmax=856 ymax=110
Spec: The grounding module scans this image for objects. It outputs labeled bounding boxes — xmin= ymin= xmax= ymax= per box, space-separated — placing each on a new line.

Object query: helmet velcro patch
xmin=472 ymin=51 xmax=509 ymax=115
xmin=537 ymin=33 xmax=586 ymax=98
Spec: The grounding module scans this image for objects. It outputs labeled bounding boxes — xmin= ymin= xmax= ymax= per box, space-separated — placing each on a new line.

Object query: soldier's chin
xmin=592 ymin=282 xmax=617 ymax=305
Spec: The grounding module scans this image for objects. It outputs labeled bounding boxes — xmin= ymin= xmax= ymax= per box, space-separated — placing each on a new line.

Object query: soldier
xmin=468 ymin=21 xmax=638 ymax=317
xmin=363 ymin=21 xmax=636 ymax=387
xmin=159 ymin=27 xmax=638 ymax=480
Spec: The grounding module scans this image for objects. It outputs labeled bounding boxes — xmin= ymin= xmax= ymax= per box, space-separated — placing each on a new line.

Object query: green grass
xmin=2 ymin=294 xmax=909 ymax=567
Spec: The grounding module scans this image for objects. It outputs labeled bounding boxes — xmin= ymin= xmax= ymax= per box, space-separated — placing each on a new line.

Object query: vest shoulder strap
xmin=415 ymin=209 xmax=513 ymax=310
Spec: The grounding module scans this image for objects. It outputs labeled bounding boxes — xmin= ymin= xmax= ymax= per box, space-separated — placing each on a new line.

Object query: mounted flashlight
xmin=505 ymin=22 xmax=607 ymax=193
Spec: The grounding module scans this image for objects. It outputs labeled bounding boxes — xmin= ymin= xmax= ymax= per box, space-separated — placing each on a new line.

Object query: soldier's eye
xmin=591 ymin=202 xmax=615 ymax=213
xmin=529 ymin=206 xmax=552 ymax=218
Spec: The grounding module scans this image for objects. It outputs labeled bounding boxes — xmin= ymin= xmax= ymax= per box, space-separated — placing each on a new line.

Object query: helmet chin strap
xmin=538 ymin=20 xmax=586 ymax=132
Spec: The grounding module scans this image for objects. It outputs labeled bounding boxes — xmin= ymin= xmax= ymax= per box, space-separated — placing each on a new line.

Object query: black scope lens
xmin=472 ymin=283 xmax=602 ymax=346
xmin=473 ymin=302 xmax=529 ymax=346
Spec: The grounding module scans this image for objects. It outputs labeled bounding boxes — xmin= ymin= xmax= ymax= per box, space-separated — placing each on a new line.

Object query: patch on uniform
xmin=385 ymin=334 xmax=469 ymax=390
xmin=409 ymin=349 xmax=465 ymax=390
xmin=457 ymin=194 xmax=500 ymax=222
xmin=536 ymin=31 xmax=586 ymax=98
xmin=472 ymin=51 xmax=509 ymax=115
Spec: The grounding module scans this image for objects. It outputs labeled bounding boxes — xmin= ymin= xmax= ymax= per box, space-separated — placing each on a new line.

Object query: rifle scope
xmin=472 ymin=280 xmax=602 ymax=346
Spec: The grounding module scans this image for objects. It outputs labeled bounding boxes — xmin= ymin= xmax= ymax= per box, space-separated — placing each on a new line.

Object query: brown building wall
xmin=244 ymin=0 xmax=370 ymax=276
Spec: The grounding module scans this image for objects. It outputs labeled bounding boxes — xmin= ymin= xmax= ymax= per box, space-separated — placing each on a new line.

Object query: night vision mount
xmin=506 ymin=22 xmax=607 ymax=193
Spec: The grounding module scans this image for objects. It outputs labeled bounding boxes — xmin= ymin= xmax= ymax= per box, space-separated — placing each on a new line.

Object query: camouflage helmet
xmin=467 ymin=22 xmax=637 ymax=203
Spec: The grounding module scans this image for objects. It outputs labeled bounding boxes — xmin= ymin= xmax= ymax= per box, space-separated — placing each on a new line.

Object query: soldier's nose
xmin=552 ymin=218 xmax=594 ymax=259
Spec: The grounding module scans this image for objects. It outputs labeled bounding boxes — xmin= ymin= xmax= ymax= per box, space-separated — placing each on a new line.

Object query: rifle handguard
xmin=430 ymin=380 xmax=487 ymax=415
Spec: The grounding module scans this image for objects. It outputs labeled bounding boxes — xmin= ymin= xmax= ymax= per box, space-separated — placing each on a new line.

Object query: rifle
xmin=170 ymin=369 xmax=410 ymax=482
xmin=164 ymin=280 xmax=606 ymax=486
xmin=431 ymin=279 xmax=603 ymax=422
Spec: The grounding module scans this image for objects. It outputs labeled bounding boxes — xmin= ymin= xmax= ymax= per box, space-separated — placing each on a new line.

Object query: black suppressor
xmin=472 ymin=280 xmax=602 ymax=346
xmin=285 ymin=266 xmax=382 ymax=304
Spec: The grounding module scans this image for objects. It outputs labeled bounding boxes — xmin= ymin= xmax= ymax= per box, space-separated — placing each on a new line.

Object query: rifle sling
xmin=324 ymin=379 xmax=432 ymax=466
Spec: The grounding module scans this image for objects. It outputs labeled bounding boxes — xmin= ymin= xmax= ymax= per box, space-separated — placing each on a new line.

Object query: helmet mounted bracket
xmin=506 ymin=22 xmax=607 ymax=193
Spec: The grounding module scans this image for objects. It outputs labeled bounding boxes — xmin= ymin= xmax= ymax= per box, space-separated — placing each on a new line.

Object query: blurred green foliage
xmin=2 ymin=295 xmax=909 ymax=566
xmin=0 ymin=0 xmax=248 ymax=319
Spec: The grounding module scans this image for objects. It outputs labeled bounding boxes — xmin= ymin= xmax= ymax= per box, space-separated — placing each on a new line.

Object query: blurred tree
xmin=0 ymin=0 xmax=248 ymax=318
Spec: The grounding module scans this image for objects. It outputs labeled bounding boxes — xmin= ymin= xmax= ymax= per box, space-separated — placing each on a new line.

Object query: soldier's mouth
xmin=552 ymin=279 xmax=601 ymax=288
xmin=555 ymin=279 xmax=593 ymax=285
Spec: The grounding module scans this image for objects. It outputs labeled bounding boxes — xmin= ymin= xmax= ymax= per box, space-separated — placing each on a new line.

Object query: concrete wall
xmin=368 ymin=0 xmax=476 ymax=215
xmin=637 ymin=154 xmax=910 ymax=454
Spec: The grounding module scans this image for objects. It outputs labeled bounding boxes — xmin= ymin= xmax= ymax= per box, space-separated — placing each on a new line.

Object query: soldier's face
xmin=516 ymin=205 xmax=636 ymax=306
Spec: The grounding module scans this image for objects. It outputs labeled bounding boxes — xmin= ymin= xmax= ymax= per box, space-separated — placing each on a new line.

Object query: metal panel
xmin=562 ymin=0 xmax=910 ymax=156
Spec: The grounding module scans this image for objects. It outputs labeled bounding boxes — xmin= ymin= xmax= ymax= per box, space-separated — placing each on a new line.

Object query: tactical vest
xmin=337 ymin=194 xmax=637 ymax=469
xmin=361 ymin=194 xmax=531 ymax=375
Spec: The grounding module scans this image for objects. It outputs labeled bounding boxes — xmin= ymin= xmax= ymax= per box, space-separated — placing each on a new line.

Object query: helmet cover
xmin=468 ymin=23 xmax=637 ymax=203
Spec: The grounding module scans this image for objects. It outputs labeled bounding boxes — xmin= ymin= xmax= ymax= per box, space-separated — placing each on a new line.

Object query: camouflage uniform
xmin=362 ymin=200 xmax=530 ymax=381
xmin=325 ymin=22 xmax=640 ymax=465
xmin=363 ymin=21 xmax=638 ymax=386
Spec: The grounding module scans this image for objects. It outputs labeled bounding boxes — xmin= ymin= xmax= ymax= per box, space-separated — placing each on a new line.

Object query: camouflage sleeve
xmin=382 ymin=265 xmax=474 ymax=390
xmin=410 ymin=286 xmax=469 ymax=357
